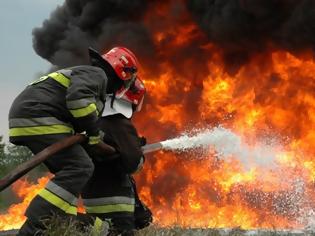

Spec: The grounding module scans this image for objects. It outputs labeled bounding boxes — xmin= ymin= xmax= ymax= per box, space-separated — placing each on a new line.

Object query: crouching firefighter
xmin=80 ymin=48 xmax=152 ymax=236
xmin=8 ymin=46 xmax=139 ymax=235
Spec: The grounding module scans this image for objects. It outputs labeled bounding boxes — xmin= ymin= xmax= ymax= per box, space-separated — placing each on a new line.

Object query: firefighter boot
xmin=17 ymin=217 xmax=46 ymax=236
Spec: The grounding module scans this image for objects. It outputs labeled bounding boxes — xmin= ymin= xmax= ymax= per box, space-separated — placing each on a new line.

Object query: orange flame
xmin=133 ymin=1 xmax=315 ymax=230
xmin=2 ymin=0 xmax=315 ymax=231
xmin=0 ymin=175 xmax=87 ymax=230
xmin=0 ymin=177 xmax=50 ymax=230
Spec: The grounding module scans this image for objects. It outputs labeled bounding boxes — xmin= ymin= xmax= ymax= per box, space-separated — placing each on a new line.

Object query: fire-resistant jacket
xmin=82 ymin=114 xmax=145 ymax=224
xmin=87 ymin=114 xmax=144 ymax=174
xmin=9 ymin=65 xmax=108 ymax=145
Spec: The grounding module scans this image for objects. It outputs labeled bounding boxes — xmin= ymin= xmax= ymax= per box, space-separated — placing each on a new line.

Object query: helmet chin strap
xmin=110 ymin=93 xmax=116 ymax=109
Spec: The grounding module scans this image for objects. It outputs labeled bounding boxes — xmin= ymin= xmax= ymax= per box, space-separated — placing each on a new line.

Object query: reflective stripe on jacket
xmin=9 ymin=65 xmax=107 ymax=142
xmin=9 ymin=117 xmax=74 ymax=137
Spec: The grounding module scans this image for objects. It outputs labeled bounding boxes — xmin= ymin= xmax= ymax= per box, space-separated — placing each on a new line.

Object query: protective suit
xmin=82 ymin=96 xmax=152 ymax=236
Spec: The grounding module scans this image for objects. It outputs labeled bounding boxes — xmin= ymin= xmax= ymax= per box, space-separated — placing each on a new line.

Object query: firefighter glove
xmin=87 ymin=131 xmax=105 ymax=145
xmin=139 ymin=136 xmax=146 ymax=146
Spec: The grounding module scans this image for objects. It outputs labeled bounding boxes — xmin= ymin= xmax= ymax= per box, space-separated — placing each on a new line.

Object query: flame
xmin=0 ymin=177 xmax=50 ymax=230
xmin=133 ymin=0 xmax=315 ymax=230
xmin=0 ymin=175 xmax=88 ymax=230
xmin=2 ymin=0 xmax=315 ymax=231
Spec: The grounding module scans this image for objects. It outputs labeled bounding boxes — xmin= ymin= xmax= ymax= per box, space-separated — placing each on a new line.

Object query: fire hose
xmin=0 ymin=134 xmax=163 ymax=192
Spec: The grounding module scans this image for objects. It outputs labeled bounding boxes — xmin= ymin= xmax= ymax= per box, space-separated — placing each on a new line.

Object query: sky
xmin=0 ymin=0 xmax=64 ymax=142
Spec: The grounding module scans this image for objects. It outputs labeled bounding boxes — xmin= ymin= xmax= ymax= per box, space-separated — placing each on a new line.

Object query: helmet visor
xmin=115 ymin=77 xmax=145 ymax=112
xmin=116 ymin=67 xmax=137 ymax=98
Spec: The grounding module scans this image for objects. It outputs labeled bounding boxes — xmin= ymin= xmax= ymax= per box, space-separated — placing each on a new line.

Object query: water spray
xmin=143 ymin=126 xmax=281 ymax=169
xmin=0 ymin=127 xmax=283 ymax=192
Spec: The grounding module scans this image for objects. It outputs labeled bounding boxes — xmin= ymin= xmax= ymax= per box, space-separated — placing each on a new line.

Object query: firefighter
xmin=8 ymin=46 xmax=141 ymax=235
xmin=81 ymin=72 xmax=152 ymax=235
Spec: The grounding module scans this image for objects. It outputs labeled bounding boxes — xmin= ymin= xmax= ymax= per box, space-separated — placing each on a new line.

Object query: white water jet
xmin=160 ymin=126 xmax=281 ymax=168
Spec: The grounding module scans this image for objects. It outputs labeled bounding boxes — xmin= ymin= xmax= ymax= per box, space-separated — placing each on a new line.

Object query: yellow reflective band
xmin=9 ymin=125 xmax=73 ymax=137
xmin=48 ymin=72 xmax=71 ymax=88
xmin=88 ymin=135 xmax=101 ymax=145
xmin=85 ymin=204 xmax=134 ymax=214
xmin=28 ymin=76 xmax=49 ymax=85
xmin=69 ymin=103 xmax=97 ymax=118
xmin=38 ymin=189 xmax=77 ymax=215
xmin=91 ymin=217 xmax=106 ymax=236
xmin=67 ymin=97 xmax=97 ymax=110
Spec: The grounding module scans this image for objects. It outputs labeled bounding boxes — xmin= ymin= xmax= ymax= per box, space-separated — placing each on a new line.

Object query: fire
xmin=0 ymin=177 xmax=50 ymax=230
xmin=2 ymin=0 xmax=315 ymax=231
xmin=0 ymin=175 xmax=88 ymax=230
xmin=133 ymin=0 xmax=315 ymax=230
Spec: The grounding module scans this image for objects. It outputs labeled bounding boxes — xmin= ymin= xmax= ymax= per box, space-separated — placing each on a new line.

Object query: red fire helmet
xmin=102 ymin=47 xmax=145 ymax=111
xmin=103 ymin=78 xmax=146 ymax=118
xmin=102 ymin=47 xmax=139 ymax=81
xmin=116 ymin=77 xmax=146 ymax=112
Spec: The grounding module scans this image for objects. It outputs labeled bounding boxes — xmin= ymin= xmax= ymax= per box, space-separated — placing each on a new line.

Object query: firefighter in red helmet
xmin=8 ymin=46 xmax=144 ymax=235
xmin=82 ymin=86 xmax=152 ymax=236
xmin=81 ymin=47 xmax=152 ymax=236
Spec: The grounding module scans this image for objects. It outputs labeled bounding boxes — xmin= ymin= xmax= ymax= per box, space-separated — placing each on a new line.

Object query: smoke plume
xmin=33 ymin=0 xmax=315 ymax=72
xmin=186 ymin=0 xmax=315 ymax=70
xmin=32 ymin=0 xmax=155 ymax=68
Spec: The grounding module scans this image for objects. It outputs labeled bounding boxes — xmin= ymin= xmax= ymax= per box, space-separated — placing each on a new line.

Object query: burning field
xmin=2 ymin=0 xmax=315 ymax=232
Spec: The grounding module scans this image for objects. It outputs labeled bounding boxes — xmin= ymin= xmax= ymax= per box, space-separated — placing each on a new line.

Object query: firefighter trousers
xmin=81 ymin=161 xmax=152 ymax=235
xmin=17 ymin=134 xmax=94 ymax=236
xmin=81 ymin=160 xmax=135 ymax=234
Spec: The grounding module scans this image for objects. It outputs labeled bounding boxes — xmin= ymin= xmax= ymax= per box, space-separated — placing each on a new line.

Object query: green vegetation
xmin=1 ymin=224 xmax=309 ymax=236
xmin=41 ymin=215 xmax=92 ymax=236
xmin=0 ymin=136 xmax=46 ymax=211
xmin=1 ymin=215 xmax=308 ymax=236
xmin=0 ymin=136 xmax=32 ymax=177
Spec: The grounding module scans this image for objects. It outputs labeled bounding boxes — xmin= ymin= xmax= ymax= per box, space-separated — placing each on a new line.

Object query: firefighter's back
xmin=9 ymin=74 xmax=69 ymax=120
xmin=8 ymin=65 xmax=107 ymax=145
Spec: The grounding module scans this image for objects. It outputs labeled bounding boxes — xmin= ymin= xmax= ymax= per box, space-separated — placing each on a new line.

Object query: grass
xmin=40 ymin=219 xmax=315 ymax=236
xmin=136 ymin=226 xmax=310 ymax=236
xmin=0 ymin=219 xmax=313 ymax=236
xmin=41 ymin=216 xmax=92 ymax=236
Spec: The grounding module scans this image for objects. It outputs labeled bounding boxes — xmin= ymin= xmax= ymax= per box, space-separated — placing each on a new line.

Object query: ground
xmin=0 ymin=227 xmax=313 ymax=236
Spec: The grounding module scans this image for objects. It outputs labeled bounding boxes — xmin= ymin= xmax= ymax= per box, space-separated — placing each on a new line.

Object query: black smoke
xmin=186 ymin=0 xmax=315 ymax=72
xmin=33 ymin=0 xmax=315 ymax=73
xmin=32 ymin=0 xmax=156 ymax=68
